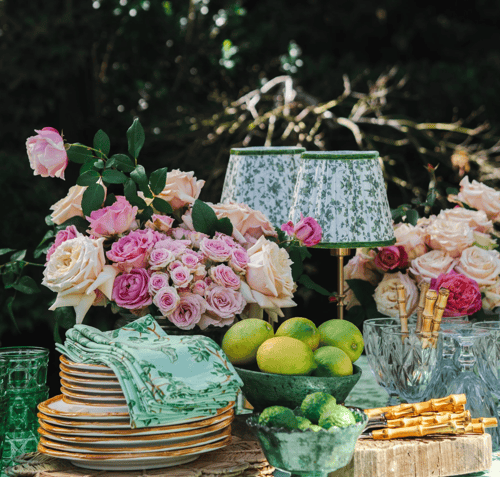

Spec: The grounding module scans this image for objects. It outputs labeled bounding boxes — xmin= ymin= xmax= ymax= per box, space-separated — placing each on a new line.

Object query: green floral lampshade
xmin=221 ymin=146 xmax=306 ymax=228
xmin=289 ymin=151 xmax=396 ymax=248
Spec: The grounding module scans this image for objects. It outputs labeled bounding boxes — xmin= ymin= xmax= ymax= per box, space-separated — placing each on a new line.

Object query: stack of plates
xmin=36 ymin=356 xmax=234 ymax=470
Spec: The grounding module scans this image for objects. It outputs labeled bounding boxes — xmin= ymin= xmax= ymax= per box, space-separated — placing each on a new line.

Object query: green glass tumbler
xmin=0 ymin=358 xmax=8 ymax=470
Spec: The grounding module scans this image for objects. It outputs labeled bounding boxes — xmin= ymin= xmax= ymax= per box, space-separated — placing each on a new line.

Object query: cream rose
xmin=373 ymin=272 xmax=418 ymax=318
xmin=425 ymin=217 xmax=474 ymax=258
xmin=42 ymin=236 xmax=118 ymax=323
xmin=455 ymin=246 xmax=500 ymax=286
xmin=438 ymin=208 xmax=493 ymax=234
xmin=50 ymin=185 xmax=86 ymax=225
xmin=156 ymin=169 xmax=205 ymax=210
xmin=394 ymin=223 xmax=428 ymax=261
xmin=240 ymin=235 xmax=296 ymax=321
xmin=450 ymin=176 xmax=500 ymax=223
xmin=481 ymin=278 xmax=500 ymax=311
xmin=343 ymin=254 xmax=382 ymax=310
xmin=408 ymin=250 xmax=458 ymax=284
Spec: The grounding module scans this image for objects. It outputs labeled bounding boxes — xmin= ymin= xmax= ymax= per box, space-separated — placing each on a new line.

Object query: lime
xmin=300 ymin=392 xmax=337 ymax=424
xmin=313 ymin=346 xmax=353 ymax=377
xmin=256 ymin=336 xmax=317 ymax=376
xmin=318 ymin=319 xmax=364 ymax=363
xmin=319 ymin=405 xmax=356 ymax=429
xmin=275 ymin=317 xmax=320 ymax=351
xmin=221 ymin=319 xmax=274 ymax=366
xmin=295 ymin=416 xmax=313 ymax=430
xmin=258 ymin=406 xmax=298 ymax=430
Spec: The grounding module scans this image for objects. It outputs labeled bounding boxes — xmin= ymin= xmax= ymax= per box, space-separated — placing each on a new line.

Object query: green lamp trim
xmin=314 ymin=237 xmax=396 ymax=249
xmin=230 ymin=147 xmax=306 ymax=156
xmin=301 ymin=151 xmax=379 ymax=160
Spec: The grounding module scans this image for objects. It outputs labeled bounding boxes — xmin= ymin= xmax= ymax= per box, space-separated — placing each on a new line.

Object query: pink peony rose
xmin=155 ymin=237 xmax=190 ymax=257
xmin=145 ymin=214 xmax=175 ymax=233
xmin=149 ymin=246 xmax=176 ymax=270
xmin=199 ymin=237 xmax=232 ymax=262
xmin=200 ymin=285 xmax=246 ymax=328
xmin=215 ymin=232 xmax=238 ymax=249
xmin=153 ymin=286 xmax=180 ymax=316
xmin=229 ymin=247 xmax=249 ymax=273
xmin=170 ymin=265 xmax=193 ymax=288
xmin=87 ymin=196 xmax=138 ymax=237
xmin=111 ymin=268 xmax=152 ymax=310
xmin=281 ymin=216 xmax=322 ymax=247
xmin=156 ymin=169 xmax=205 ymax=210
xmin=148 ymin=271 xmax=170 ymax=295
xmin=26 ymin=127 xmax=68 ymax=179
xmin=168 ymin=292 xmax=207 ymax=330
xmin=374 ymin=245 xmax=408 ymax=272
xmin=46 ymin=225 xmax=81 ymax=262
xmin=430 ymin=271 xmax=482 ymax=317
xmin=209 ymin=264 xmax=241 ymax=290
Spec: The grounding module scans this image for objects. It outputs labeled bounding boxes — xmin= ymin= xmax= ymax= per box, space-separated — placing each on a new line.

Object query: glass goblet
xmin=381 ymin=328 xmax=443 ymax=404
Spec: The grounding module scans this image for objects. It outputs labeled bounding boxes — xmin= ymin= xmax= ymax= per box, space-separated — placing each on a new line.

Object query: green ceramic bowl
xmin=235 ymin=365 xmax=362 ymax=412
xmin=247 ymin=407 xmax=368 ymax=477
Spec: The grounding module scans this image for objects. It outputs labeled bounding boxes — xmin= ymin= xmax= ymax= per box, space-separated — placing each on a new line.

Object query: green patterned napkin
xmin=55 ymin=315 xmax=243 ymax=428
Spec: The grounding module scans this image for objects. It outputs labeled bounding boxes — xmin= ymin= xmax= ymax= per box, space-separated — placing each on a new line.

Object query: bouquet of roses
xmin=344 ymin=175 xmax=500 ymax=321
xmin=3 ymin=120 xmax=322 ymax=334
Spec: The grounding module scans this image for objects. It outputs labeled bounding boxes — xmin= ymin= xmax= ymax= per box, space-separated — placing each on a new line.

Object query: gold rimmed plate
xmin=61 ymin=387 xmax=126 ymax=403
xmin=60 ymin=363 xmax=117 ymax=379
xmin=38 ymin=395 xmax=129 ymax=420
xmin=60 ymin=355 xmax=113 ymax=372
xmin=60 ymin=379 xmax=124 ymax=395
xmin=59 ymin=372 xmax=121 ymax=387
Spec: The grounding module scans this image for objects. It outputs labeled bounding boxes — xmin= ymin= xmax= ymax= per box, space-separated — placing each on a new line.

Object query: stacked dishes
xmin=36 ymin=356 xmax=234 ymax=471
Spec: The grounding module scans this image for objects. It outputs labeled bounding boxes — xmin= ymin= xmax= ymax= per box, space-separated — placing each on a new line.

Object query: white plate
xmin=38 ymin=395 xmax=129 ymax=420
xmin=60 ymin=355 xmax=114 ymax=372
xmin=37 ymin=413 xmax=131 ymax=429
xmin=60 ymin=363 xmax=118 ymax=379
xmin=59 ymin=374 xmax=121 ymax=389
xmin=39 ymin=427 xmax=230 ymax=454
xmin=61 ymin=388 xmax=126 ymax=405
xmin=60 ymin=380 xmax=124 ymax=395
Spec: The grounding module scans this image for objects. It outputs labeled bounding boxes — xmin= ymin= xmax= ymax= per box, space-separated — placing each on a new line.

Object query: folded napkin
xmin=55 ymin=315 xmax=244 ymax=428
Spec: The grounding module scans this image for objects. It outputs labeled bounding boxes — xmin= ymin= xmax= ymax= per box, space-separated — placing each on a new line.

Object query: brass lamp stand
xmin=331 ymin=248 xmax=351 ymax=320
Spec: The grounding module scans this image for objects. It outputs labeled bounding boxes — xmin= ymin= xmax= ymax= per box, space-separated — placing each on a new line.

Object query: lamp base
xmin=330 ymin=248 xmax=352 ymax=320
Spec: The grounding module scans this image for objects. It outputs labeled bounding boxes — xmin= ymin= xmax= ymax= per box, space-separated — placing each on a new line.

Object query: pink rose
xmin=148 ymin=272 xmax=170 ymax=295
xmin=87 ymin=196 xmax=138 ymax=237
xmin=430 ymin=271 xmax=482 ymax=317
xmin=426 ymin=217 xmax=474 ymax=257
xmin=199 ymin=237 xmax=232 ymax=262
xmin=145 ymin=214 xmax=175 ymax=233
xmin=156 ymin=169 xmax=205 ymax=210
xmin=170 ymin=265 xmax=193 ymax=288
xmin=181 ymin=250 xmax=201 ymax=269
xmin=374 ymin=245 xmax=408 ymax=272
xmin=192 ymin=280 xmax=208 ymax=296
xmin=155 ymin=237 xmax=190 ymax=257
xmin=46 ymin=225 xmax=81 ymax=262
xmin=168 ymin=260 xmax=183 ymax=271
xmin=153 ymin=286 xmax=180 ymax=316
xmin=209 ymin=264 xmax=241 ymax=290
xmin=112 ymin=268 xmax=152 ymax=310
xmin=26 ymin=127 xmax=68 ymax=179
xmin=168 ymin=293 xmax=207 ymax=330
xmin=200 ymin=285 xmax=246 ymax=328
xmin=215 ymin=232 xmax=237 ymax=248
xmin=229 ymin=247 xmax=249 ymax=273
xmin=281 ymin=216 xmax=322 ymax=247
xmin=107 ymin=229 xmax=162 ymax=272
xmin=408 ymin=250 xmax=458 ymax=284
xmin=149 ymin=246 xmax=176 ymax=270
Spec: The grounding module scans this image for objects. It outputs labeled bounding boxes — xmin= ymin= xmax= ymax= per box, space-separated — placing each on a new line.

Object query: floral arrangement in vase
xmin=3 ymin=121 xmax=323 ymax=335
xmin=344 ymin=174 xmax=500 ymax=322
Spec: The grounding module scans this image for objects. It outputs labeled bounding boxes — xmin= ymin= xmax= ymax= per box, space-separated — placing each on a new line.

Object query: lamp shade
xmin=221 ymin=146 xmax=306 ymax=228
xmin=289 ymin=151 xmax=395 ymax=248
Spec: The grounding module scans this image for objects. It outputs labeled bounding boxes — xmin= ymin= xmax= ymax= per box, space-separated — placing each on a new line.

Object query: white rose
xmin=455 ymin=246 xmax=500 ymax=286
xmin=481 ymin=278 xmax=500 ymax=311
xmin=408 ymin=250 xmax=458 ymax=284
xmin=426 ymin=217 xmax=474 ymax=258
xmin=438 ymin=208 xmax=493 ymax=234
xmin=373 ymin=272 xmax=418 ymax=318
xmin=50 ymin=185 xmax=86 ymax=225
xmin=240 ymin=236 xmax=296 ymax=321
xmin=394 ymin=223 xmax=428 ymax=261
xmin=43 ymin=236 xmax=118 ymax=323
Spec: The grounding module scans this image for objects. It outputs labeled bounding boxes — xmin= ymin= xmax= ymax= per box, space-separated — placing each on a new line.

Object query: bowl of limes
xmin=247 ymin=392 xmax=368 ymax=477
xmin=223 ymin=317 xmax=364 ymax=411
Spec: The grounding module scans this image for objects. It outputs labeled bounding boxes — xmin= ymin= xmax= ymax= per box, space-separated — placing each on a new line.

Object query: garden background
xmin=1 ymin=0 xmax=500 ymax=393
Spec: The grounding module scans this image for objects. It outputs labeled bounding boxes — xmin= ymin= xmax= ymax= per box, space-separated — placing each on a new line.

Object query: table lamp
xmin=221 ymin=146 xmax=306 ymax=228
xmin=289 ymin=150 xmax=396 ymax=319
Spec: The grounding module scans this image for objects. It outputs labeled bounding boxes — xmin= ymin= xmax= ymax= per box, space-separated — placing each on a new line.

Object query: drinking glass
xmin=0 ymin=358 xmax=7 ymax=469
xmin=0 ymin=347 xmax=50 ymax=471
xmin=381 ymin=328 xmax=443 ymax=403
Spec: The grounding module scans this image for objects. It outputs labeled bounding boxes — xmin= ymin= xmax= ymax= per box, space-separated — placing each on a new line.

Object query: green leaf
xmin=81 ymin=182 xmax=106 ymax=217
xmin=102 ymin=169 xmax=127 ymax=184
xmin=94 ymin=159 xmax=105 ymax=170
xmin=66 ymin=143 xmax=93 ymax=164
xmin=93 ymin=129 xmax=110 ymax=156
xmin=0 ymin=248 xmax=16 ymax=257
xmin=45 ymin=214 xmax=54 ymax=226
xmin=426 ymin=189 xmax=437 ymax=206
xmin=124 ymin=179 xmax=148 ymax=209
xmin=287 ymin=247 xmax=304 ymax=281
xmin=297 ymin=275 xmax=331 ymax=296
xmin=446 ymin=187 xmax=459 ymax=196
xmin=127 ymin=118 xmax=145 ymax=158
xmin=131 ymin=165 xmax=152 ymax=198
xmin=6 ymin=296 xmax=20 ymax=333
xmin=53 ymin=307 xmax=76 ymax=343
xmin=346 ymin=279 xmax=379 ymax=315
xmin=298 ymin=246 xmax=312 ymax=260
xmin=56 ymin=216 xmax=89 ymax=233
xmin=108 ymin=154 xmax=135 ymax=172
xmin=2 ymin=271 xmax=17 ymax=288
xmin=77 ymin=170 xmax=100 ymax=187
xmin=79 ymin=158 xmax=99 ymax=175
xmin=12 ymin=276 xmax=40 ymax=294
xmin=192 ymin=200 xmax=218 ymax=236
xmin=137 ymin=206 xmax=154 ymax=222
xmin=34 ymin=230 xmax=55 ymax=259
xmin=10 ymin=250 xmax=26 ymax=261
xmin=104 ymin=193 xmax=117 ymax=207
xmin=152 ymin=197 xmax=173 ymax=214
xmin=149 ymin=167 xmax=168 ymax=195
xmin=215 ymin=217 xmax=233 ymax=236
xmin=405 ymin=209 xmax=419 ymax=226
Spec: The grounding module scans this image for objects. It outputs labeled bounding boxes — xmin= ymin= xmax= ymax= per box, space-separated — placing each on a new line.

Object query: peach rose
xmin=373 ymin=272 xmax=418 ymax=318
xmin=481 ymin=278 xmax=500 ymax=311
xmin=50 ymin=185 xmax=86 ymax=225
xmin=156 ymin=169 xmax=205 ymax=210
xmin=343 ymin=254 xmax=382 ymax=310
xmin=426 ymin=217 xmax=474 ymax=258
xmin=408 ymin=250 xmax=458 ymax=284
xmin=449 ymin=176 xmax=500 ymax=223
xmin=455 ymin=246 xmax=500 ymax=287
xmin=43 ymin=236 xmax=118 ymax=324
xmin=438 ymin=208 xmax=493 ymax=234
xmin=240 ymin=235 xmax=296 ymax=321
xmin=394 ymin=223 xmax=428 ymax=261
